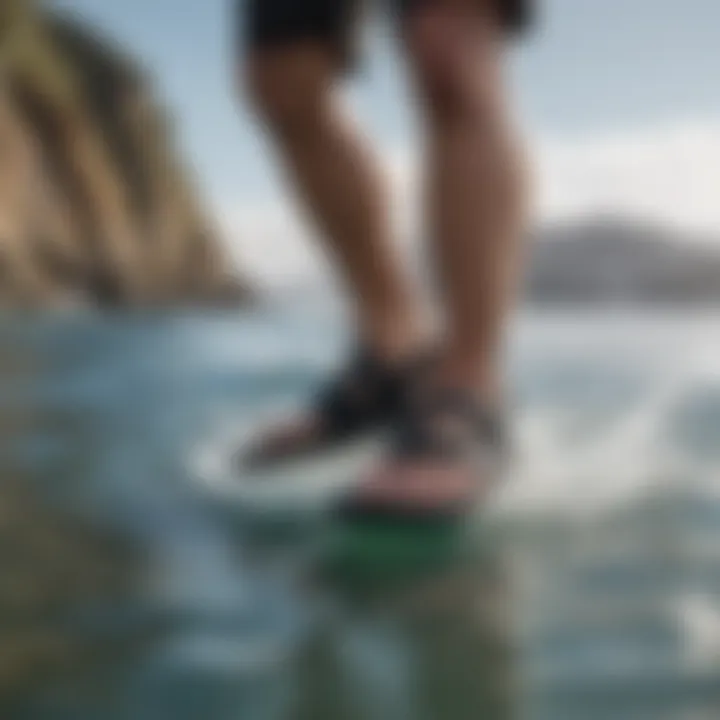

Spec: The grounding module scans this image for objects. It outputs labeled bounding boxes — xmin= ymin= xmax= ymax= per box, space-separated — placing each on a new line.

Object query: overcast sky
xmin=54 ymin=0 xmax=720 ymax=285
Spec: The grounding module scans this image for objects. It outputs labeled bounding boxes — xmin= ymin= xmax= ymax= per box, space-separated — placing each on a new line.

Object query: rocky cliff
xmin=0 ymin=0 xmax=249 ymax=308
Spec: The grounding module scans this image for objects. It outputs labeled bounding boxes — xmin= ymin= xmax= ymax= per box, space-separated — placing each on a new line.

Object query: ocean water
xmin=2 ymin=306 xmax=720 ymax=720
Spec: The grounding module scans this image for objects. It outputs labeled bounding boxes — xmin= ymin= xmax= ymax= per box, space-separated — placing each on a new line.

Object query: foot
xmin=336 ymin=388 xmax=507 ymax=522
xmin=239 ymin=348 xmax=430 ymax=470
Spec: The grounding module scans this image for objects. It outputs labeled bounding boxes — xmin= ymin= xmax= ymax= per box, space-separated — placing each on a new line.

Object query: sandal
xmin=239 ymin=348 xmax=431 ymax=470
xmin=335 ymin=388 xmax=508 ymax=523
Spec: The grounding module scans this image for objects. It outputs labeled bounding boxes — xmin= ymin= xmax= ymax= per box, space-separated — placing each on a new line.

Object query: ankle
xmin=435 ymin=352 xmax=501 ymax=406
xmin=360 ymin=309 xmax=430 ymax=366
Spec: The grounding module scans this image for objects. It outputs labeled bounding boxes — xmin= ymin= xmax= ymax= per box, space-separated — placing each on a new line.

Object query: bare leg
xmin=403 ymin=0 xmax=528 ymax=400
xmin=245 ymin=45 xmax=423 ymax=361
xmin=239 ymin=44 xmax=427 ymax=464
xmin=344 ymin=0 xmax=528 ymax=514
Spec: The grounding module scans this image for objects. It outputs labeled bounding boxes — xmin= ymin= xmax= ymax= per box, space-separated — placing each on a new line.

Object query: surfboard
xmin=320 ymin=516 xmax=479 ymax=582
xmin=190 ymin=414 xmax=498 ymax=574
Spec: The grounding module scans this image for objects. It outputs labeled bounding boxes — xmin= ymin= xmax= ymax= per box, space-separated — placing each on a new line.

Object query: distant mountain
xmin=525 ymin=216 xmax=720 ymax=305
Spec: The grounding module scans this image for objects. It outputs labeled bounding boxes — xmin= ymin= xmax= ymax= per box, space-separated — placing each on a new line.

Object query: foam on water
xmin=193 ymin=410 xmax=380 ymax=516
xmin=495 ymin=315 xmax=720 ymax=520
xmin=190 ymin=313 xmax=720 ymax=525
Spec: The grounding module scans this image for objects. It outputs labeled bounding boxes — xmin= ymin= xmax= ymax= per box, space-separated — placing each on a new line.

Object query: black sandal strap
xmin=393 ymin=389 xmax=506 ymax=459
xmin=316 ymin=349 xmax=404 ymax=440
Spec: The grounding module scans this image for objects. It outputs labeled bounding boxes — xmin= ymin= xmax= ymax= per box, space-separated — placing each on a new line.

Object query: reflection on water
xmin=2 ymin=311 xmax=720 ymax=719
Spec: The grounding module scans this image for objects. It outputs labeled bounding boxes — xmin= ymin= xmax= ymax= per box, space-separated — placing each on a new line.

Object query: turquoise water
xmin=2 ymin=308 xmax=720 ymax=719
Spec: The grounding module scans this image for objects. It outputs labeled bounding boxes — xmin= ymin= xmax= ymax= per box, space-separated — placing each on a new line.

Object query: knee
xmin=402 ymin=7 xmax=498 ymax=125
xmin=241 ymin=48 xmax=334 ymax=139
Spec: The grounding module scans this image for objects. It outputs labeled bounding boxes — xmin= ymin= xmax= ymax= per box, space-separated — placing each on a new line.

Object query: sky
xmin=53 ymin=0 xmax=720 ymax=285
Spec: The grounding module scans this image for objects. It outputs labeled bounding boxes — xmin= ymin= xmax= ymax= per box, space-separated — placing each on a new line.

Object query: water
xmin=2 ymin=307 xmax=720 ymax=719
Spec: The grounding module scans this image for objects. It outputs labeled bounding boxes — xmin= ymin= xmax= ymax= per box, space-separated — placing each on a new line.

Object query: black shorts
xmin=243 ymin=0 xmax=531 ymax=58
